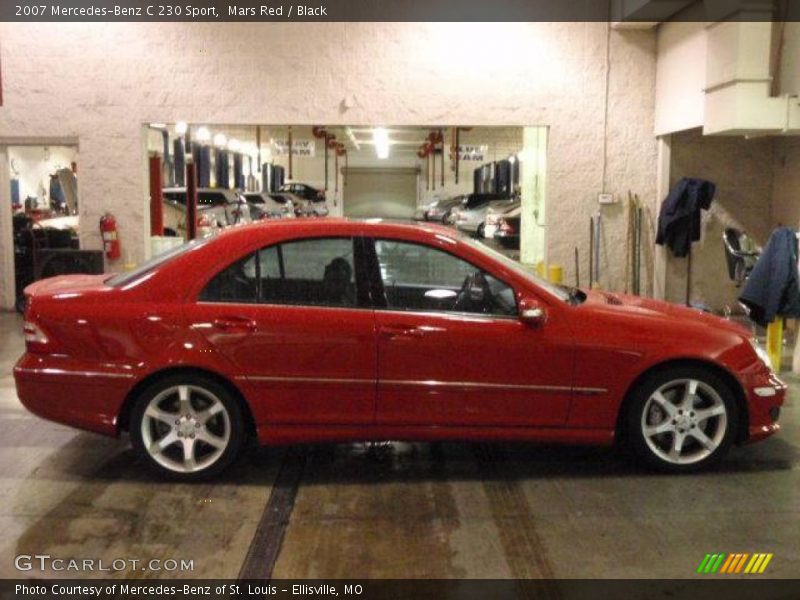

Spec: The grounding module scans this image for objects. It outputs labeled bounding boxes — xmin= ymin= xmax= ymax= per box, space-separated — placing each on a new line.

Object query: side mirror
xmin=519 ymin=297 xmax=546 ymax=326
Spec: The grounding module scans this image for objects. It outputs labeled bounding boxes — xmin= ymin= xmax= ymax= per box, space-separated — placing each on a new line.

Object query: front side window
xmin=199 ymin=237 xmax=357 ymax=308
xmin=373 ymin=239 xmax=516 ymax=316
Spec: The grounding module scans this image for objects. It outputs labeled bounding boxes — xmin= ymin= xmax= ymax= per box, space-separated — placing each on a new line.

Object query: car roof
xmin=218 ymin=217 xmax=458 ymax=240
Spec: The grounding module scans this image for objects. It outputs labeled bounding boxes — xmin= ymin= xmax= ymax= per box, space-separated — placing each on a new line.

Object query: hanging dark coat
xmin=739 ymin=227 xmax=800 ymax=327
xmin=656 ymin=178 xmax=716 ymax=257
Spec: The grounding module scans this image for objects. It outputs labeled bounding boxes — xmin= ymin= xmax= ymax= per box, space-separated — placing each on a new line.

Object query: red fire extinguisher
xmin=100 ymin=213 xmax=121 ymax=260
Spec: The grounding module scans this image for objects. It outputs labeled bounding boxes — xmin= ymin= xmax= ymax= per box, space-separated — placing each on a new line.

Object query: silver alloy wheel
xmin=140 ymin=384 xmax=231 ymax=474
xmin=641 ymin=378 xmax=728 ymax=465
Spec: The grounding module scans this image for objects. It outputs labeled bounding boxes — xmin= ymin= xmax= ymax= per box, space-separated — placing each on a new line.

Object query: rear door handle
xmin=212 ymin=316 xmax=257 ymax=333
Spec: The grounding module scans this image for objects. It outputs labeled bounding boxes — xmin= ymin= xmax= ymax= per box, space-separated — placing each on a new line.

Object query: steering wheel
xmin=453 ymin=271 xmax=494 ymax=313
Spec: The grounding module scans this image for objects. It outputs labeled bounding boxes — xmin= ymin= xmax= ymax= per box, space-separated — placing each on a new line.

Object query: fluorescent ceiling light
xmin=175 ymin=121 xmax=188 ymax=135
xmin=213 ymin=133 xmax=228 ymax=148
xmin=149 ymin=123 xmax=167 ymax=130
xmin=373 ymin=127 xmax=390 ymax=159
xmin=195 ymin=126 xmax=211 ymax=142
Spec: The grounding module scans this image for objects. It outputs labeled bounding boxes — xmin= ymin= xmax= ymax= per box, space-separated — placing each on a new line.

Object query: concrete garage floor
xmin=1 ymin=310 xmax=799 ymax=580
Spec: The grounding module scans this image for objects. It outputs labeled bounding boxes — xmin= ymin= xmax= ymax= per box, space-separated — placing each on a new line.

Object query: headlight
xmin=750 ymin=338 xmax=773 ymax=370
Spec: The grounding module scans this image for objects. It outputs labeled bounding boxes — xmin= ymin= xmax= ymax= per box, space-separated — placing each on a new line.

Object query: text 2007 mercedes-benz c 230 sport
xmin=14 ymin=219 xmax=786 ymax=479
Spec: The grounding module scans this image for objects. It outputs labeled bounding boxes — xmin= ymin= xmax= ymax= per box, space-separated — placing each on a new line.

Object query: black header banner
xmin=2 ymin=0 xmax=799 ymax=22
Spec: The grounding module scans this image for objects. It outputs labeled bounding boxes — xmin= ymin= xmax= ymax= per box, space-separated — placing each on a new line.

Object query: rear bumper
xmin=742 ymin=368 xmax=786 ymax=443
xmin=14 ymin=353 xmax=135 ymax=437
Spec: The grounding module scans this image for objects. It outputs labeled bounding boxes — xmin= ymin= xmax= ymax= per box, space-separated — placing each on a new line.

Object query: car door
xmin=369 ymin=237 xmax=574 ymax=428
xmin=184 ymin=235 xmax=376 ymax=426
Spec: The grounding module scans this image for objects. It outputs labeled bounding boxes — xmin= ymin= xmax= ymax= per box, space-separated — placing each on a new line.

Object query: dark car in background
xmin=277 ymin=183 xmax=329 ymax=217
xmin=278 ymin=182 xmax=325 ymax=202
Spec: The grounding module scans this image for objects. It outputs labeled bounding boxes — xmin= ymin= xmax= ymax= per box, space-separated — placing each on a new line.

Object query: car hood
xmin=582 ymin=290 xmax=752 ymax=337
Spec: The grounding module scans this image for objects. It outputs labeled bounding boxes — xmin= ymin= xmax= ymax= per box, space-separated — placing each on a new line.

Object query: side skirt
xmin=256 ymin=424 xmax=615 ymax=447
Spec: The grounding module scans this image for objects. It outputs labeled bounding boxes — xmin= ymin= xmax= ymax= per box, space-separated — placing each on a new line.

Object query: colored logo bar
xmin=697 ymin=553 xmax=773 ymax=574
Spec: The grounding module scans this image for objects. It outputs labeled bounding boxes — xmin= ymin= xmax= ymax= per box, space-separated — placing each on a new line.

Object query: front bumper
xmin=743 ymin=368 xmax=786 ymax=443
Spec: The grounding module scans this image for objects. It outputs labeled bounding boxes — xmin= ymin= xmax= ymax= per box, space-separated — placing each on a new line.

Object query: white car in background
xmin=243 ymin=192 xmax=296 ymax=219
xmin=162 ymin=187 xmax=251 ymax=237
xmin=483 ymin=199 xmax=521 ymax=239
xmin=453 ymin=193 xmax=513 ymax=237
xmin=423 ymin=196 xmax=466 ymax=223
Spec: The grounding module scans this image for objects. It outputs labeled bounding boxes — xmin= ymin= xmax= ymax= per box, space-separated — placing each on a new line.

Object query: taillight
xmin=499 ymin=219 xmax=516 ymax=234
xmin=197 ymin=215 xmax=211 ymax=227
xmin=23 ymin=321 xmax=49 ymax=348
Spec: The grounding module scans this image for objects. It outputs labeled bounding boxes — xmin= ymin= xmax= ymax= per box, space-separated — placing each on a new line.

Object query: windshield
xmin=459 ymin=236 xmax=572 ymax=303
xmin=106 ymin=237 xmax=211 ymax=287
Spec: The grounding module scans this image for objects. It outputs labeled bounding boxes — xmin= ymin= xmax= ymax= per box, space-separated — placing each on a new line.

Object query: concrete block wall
xmin=0 ymin=22 xmax=657 ymax=302
xmin=771 ymin=136 xmax=800 ymax=230
xmin=666 ymin=128 xmax=774 ymax=311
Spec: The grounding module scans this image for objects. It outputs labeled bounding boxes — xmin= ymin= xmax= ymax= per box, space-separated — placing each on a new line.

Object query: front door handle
xmin=212 ymin=316 xmax=257 ymax=333
xmin=380 ymin=325 xmax=425 ymax=340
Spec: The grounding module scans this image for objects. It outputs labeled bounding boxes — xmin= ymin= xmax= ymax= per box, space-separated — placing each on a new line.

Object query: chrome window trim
xmin=373 ymin=307 xmax=520 ymax=322
xmin=194 ymin=301 xmax=374 ymax=313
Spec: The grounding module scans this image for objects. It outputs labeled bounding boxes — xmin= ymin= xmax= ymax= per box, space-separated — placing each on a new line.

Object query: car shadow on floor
xmin=20 ymin=430 xmax=800 ymax=487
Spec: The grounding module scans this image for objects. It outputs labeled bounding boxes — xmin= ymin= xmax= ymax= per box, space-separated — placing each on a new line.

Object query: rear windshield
xmin=106 ymin=238 xmax=211 ymax=287
xmin=244 ymin=194 xmax=265 ymax=204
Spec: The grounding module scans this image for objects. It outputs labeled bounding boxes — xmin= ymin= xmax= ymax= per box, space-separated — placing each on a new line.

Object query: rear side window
xmin=198 ymin=253 xmax=258 ymax=303
xmin=107 ymin=238 xmax=210 ymax=288
xmin=199 ymin=238 xmax=358 ymax=308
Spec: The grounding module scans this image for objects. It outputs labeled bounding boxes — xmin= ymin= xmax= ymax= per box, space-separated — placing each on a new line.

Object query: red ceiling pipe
xmin=287 ymin=126 xmax=293 ymax=180
xmin=334 ymin=142 xmax=346 ymax=193
xmin=148 ymin=153 xmax=164 ymax=236
xmin=325 ymin=135 xmax=338 ymax=191
xmin=185 ymin=157 xmax=198 ymax=240
xmin=439 ymin=128 xmax=444 ymax=187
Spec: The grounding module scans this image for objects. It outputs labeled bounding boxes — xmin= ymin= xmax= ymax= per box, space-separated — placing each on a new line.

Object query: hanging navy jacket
xmin=739 ymin=227 xmax=800 ymax=327
xmin=656 ymin=178 xmax=716 ymax=257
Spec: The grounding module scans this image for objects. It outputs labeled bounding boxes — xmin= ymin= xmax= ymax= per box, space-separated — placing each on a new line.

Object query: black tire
xmin=625 ymin=366 xmax=738 ymax=473
xmin=477 ymin=223 xmax=486 ymax=238
xmin=130 ymin=374 xmax=246 ymax=481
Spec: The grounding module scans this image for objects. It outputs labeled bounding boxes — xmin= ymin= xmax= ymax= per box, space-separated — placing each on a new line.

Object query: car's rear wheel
xmin=130 ymin=375 xmax=245 ymax=480
xmin=477 ymin=223 xmax=486 ymax=238
xmin=626 ymin=367 xmax=738 ymax=472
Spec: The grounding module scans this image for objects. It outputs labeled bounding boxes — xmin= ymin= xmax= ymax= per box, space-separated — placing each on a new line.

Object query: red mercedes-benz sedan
xmin=14 ymin=219 xmax=785 ymax=479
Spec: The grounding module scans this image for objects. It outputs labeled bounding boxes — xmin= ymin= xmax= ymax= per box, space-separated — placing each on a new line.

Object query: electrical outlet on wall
xmin=598 ymin=193 xmax=615 ymax=205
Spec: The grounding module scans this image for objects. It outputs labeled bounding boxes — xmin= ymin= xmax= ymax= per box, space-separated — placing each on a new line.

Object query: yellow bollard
xmin=548 ymin=264 xmax=563 ymax=285
xmin=766 ymin=319 xmax=783 ymax=372
xmin=535 ymin=261 xmax=545 ymax=278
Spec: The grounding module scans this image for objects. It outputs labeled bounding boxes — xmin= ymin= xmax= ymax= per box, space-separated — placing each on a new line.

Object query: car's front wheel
xmin=130 ymin=375 xmax=245 ymax=480
xmin=626 ymin=367 xmax=738 ymax=472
